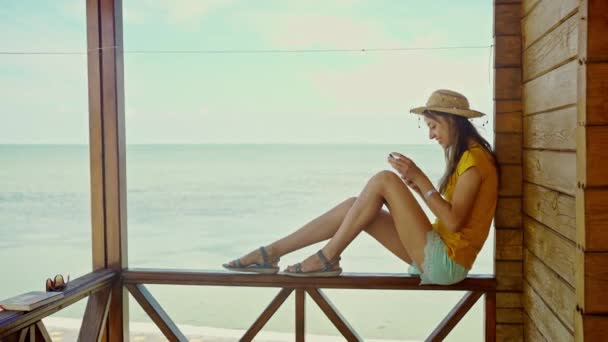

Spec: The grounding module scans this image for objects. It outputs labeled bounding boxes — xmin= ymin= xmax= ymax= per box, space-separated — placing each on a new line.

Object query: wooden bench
xmin=123 ymin=269 xmax=497 ymax=342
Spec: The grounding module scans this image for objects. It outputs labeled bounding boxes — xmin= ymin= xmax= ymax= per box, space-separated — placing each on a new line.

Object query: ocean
xmin=0 ymin=144 xmax=494 ymax=341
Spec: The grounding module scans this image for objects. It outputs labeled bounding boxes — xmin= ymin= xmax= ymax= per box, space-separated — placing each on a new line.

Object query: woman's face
xmin=424 ymin=115 xmax=452 ymax=148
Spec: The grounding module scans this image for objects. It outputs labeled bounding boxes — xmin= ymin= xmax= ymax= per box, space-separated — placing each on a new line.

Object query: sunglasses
xmin=45 ymin=274 xmax=70 ymax=292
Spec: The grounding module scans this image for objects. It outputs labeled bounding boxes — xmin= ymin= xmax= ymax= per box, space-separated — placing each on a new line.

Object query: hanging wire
xmin=0 ymin=44 xmax=493 ymax=55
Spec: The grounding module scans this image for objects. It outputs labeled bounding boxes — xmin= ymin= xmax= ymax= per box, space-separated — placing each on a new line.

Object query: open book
xmin=0 ymin=291 xmax=63 ymax=311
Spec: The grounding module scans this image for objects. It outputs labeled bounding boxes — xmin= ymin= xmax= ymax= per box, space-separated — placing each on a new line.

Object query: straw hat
xmin=409 ymin=89 xmax=485 ymax=118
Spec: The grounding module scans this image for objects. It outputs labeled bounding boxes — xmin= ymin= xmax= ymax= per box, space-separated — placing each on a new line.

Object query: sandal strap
xmin=259 ymin=246 xmax=280 ymax=267
xmin=316 ymin=250 xmax=335 ymax=271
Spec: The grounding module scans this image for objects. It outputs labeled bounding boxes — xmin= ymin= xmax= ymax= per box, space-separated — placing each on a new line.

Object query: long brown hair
xmin=424 ymin=110 xmax=498 ymax=194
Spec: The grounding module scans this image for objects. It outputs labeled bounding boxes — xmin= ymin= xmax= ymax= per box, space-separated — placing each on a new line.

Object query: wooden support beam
xmin=35 ymin=321 xmax=52 ymax=342
xmin=125 ymin=284 xmax=187 ymax=341
xmin=241 ymin=288 xmax=293 ymax=341
xmin=295 ymin=289 xmax=305 ymax=342
xmin=426 ymin=291 xmax=483 ymax=341
xmin=86 ymin=0 xmax=128 ymax=340
xmin=78 ymin=288 xmax=112 ymax=342
xmin=306 ymin=289 xmax=361 ymax=342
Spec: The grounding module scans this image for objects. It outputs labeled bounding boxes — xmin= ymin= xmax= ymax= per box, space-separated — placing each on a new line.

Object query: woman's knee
xmin=370 ymin=170 xmax=401 ymax=187
xmin=343 ymin=196 xmax=357 ymax=206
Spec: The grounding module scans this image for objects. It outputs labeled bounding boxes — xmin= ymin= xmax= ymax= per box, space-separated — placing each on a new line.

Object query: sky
xmin=0 ymin=1 xmax=494 ymax=144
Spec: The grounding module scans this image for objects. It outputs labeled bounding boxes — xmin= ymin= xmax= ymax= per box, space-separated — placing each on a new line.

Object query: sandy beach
xmin=42 ymin=317 xmax=414 ymax=342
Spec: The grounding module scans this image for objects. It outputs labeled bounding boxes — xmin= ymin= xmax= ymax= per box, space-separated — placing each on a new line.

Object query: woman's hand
xmin=388 ymin=152 xmax=427 ymax=195
xmin=402 ymin=175 xmax=422 ymax=196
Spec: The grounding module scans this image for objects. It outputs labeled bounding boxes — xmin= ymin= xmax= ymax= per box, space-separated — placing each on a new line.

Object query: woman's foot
xmin=223 ymin=246 xmax=280 ymax=274
xmin=284 ymin=250 xmax=342 ymax=277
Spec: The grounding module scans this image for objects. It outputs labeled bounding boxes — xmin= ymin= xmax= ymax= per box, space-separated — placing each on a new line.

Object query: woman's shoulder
xmin=456 ymin=143 xmax=495 ymax=176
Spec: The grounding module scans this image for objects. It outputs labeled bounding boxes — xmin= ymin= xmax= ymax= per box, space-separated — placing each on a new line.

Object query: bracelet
xmin=424 ymin=189 xmax=438 ymax=200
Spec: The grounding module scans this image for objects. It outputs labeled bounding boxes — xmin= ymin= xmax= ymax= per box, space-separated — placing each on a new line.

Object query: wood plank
xmin=497 ymin=292 xmax=522 ymax=308
xmin=427 ymin=291 xmax=483 ymax=341
xmin=87 ymin=0 xmax=107 ymax=275
xmin=522 ymin=0 xmax=579 ymax=49
xmin=242 ymin=288 xmax=293 ymax=341
xmin=495 ymin=133 xmax=522 ymax=164
xmin=575 ymin=312 xmax=608 ymax=341
xmin=306 ymin=289 xmax=361 ymax=341
xmin=523 ymin=13 xmax=578 ymax=81
xmin=495 ymin=35 xmax=522 ymax=67
xmin=125 ymin=284 xmax=187 ymax=341
xmin=579 ymin=0 xmax=608 ymax=62
xmin=524 ymin=217 xmax=576 ymax=286
xmin=495 ymin=197 xmax=522 ymax=229
xmin=495 ymin=100 xmax=522 ymax=114
xmin=523 ymin=150 xmax=576 ymax=195
xmin=499 ymin=165 xmax=523 ymax=197
xmin=523 ymin=59 xmax=577 ymax=115
xmin=576 ymin=188 xmax=608 ymax=251
xmin=524 ymin=311 xmax=547 ymax=341
xmin=577 ymin=125 xmax=608 ymax=187
xmin=295 ymin=289 xmax=304 ymax=342
xmin=496 ymin=229 xmax=523 ymax=261
xmin=496 ymin=261 xmax=523 ymax=291
xmin=497 ymin=308 xmax=523 ymax=323
xmin=576 ymin=251 xmax=608 ymax=314
xmin=496 ymin=323 xmax=523 ymax=342
xmin=495 ymin=67 xmax=522 ymax=100
xmin=579 ymin=63 xmax=608 ymax=126
xmin=524 ymin=250 xmax=575 ymax=331
xmin=523 ymin=282 xmax=573 ymax=342
xmin=523 ymin=183 xmax=576 ymax=242
xmin=123 ymin=270 xmax=497 ymax=291
xmin=495 ymin=3 xmax=522 ymax=36
xmin=78 ymin=288 xmax=112 ymax=342
xmin=523 ymin=106 xmax=576 ymax=150
xmin=495 ymin=112 xmax=522 ymax=133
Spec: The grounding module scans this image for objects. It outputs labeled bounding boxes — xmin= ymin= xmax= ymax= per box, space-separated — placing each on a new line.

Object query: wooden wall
xmin=494 ymin=1 xmax=524 ymax=341
xmin=575 ymin=0 xmax=608 ymax=340
xmin=520 ymin=0 xmax=579 ymax=340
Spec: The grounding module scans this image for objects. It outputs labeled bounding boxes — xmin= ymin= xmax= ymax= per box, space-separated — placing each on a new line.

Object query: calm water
xmin=0 ymin=144 xmax=494 ymax=341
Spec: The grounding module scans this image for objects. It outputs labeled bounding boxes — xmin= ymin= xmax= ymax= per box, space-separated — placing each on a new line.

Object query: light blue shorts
xmin=408 ymin=230 xmax=469 ymax=285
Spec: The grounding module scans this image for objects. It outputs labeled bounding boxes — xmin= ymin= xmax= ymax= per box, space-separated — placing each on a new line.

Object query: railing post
xmin=295 ymin=289 xmax=305 ymax=342
xmin=86 ymin=0 xmax=128 ymax=340
xmin=485 ymin=290 xmax=496 ymax=342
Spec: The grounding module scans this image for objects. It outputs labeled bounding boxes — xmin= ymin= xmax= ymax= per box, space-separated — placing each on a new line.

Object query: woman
xmin=223 ymin=89 xmax=498 ymax=285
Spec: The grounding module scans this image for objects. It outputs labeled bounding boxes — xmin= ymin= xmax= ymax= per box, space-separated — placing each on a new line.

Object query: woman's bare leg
xmin=227 ymin=196 xmax=414 ymax=267
xmin=286 ymin=170 xmax=432 ymax=272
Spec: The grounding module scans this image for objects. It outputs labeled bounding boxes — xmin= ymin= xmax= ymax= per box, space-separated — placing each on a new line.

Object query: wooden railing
xmin=0 ymin=269 xmax=496 ymax=341
xmin=0 ymin=270 xmax=117 ymax=341
xmin=123 ymin=269 xmax=496 ymax=342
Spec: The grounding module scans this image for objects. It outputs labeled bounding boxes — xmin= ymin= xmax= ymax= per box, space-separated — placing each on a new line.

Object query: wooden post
xmin=576 ymin=0 xmax=608 ymax=340
xmin=86 ymin=0 xmax=128 ymax=341
xmin=494 ymin=0 xmax=523 ymax=341
xmin=295 ymin=289 xmax=305 ymax=342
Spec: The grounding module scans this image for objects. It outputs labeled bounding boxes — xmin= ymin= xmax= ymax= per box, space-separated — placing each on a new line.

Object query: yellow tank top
xmin=433 ymin=143 xmax=498 ymax=269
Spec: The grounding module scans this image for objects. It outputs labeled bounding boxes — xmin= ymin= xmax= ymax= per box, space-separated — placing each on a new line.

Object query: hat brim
xmin=409 ymin=106 xmax=485 ymax=119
